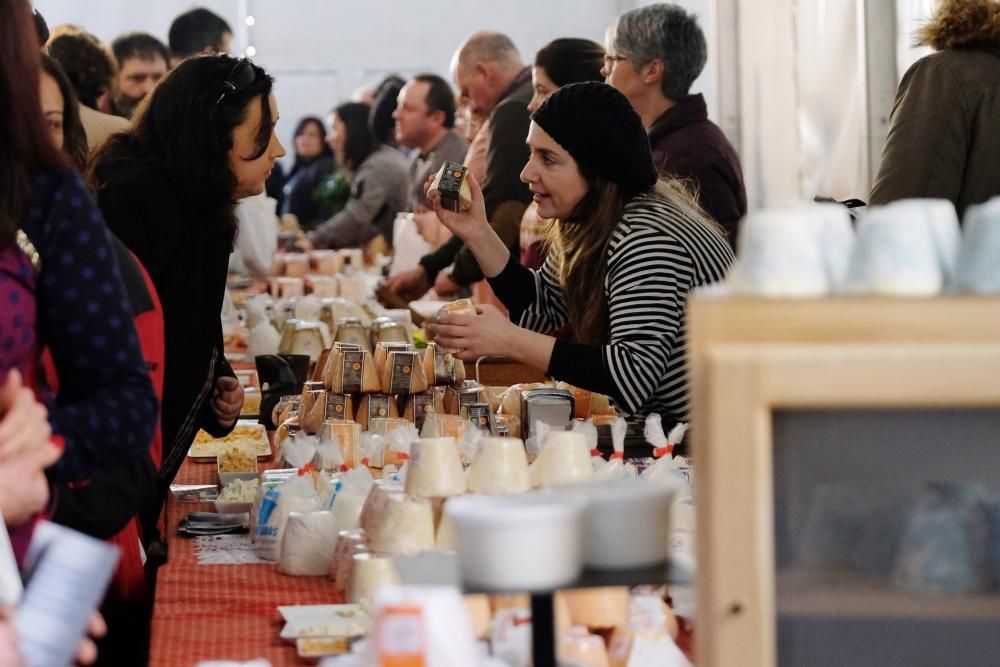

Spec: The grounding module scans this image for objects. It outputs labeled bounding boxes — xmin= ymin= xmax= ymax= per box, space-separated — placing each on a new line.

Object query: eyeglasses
xmin=215 ymin=57 xmax=256 ymax=105
xmin=603 ymin=54 xmax=629 ymax=67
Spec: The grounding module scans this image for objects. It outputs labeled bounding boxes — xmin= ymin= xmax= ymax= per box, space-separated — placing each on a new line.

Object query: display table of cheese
xmin=149 ymin=447 xmax=342 ymax=667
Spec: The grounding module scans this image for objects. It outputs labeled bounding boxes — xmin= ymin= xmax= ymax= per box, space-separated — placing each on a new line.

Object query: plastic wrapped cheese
xmin=374 ymin=342 xmax=415 ymax=378
xmin=355 ymin=393 xmax=398 ymax=431
xmin=366 ymin=492 xmax=436 ymax=556
xmin=320 ymin=419 xmax=362 ymax=468
xmin=254 ymin=473 xmax=322 ymax=561
xmin=279 ymin=510 xmax=339 ymax=576
xmin=402 ymin=390 xmax=445 ymax=432
xmin=324 ymin=347 xmax=380 ymax=394
xmin=380 ymin=351 xmax=429 ymax=395
xmin=428 ymin=161 xmax=473 ymax=212
xmin=405 ymin=437 xmax=466 ymax=498
xmin=331 ymin=466 xmax=375 ymax=532
xmin=422 ymin=343 xmax=467 ymax=386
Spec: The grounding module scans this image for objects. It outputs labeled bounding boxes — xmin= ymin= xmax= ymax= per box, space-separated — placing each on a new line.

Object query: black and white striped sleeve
xmin=601 ymin=227 xmax=694 ymax=413
xmin=488 ymin=252 xmax=569 ymax=334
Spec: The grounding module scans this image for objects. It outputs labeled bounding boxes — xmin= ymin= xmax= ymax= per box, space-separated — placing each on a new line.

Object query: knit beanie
xmin=530 ymin=82 xmax=658 ymax=196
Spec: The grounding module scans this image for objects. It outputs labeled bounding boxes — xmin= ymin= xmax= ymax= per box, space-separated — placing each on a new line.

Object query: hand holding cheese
xmin=426 ymin=168 xmax=492 ymax=248
xmin=427 ymin=161 xmax=473 ymax=213
xmin=424 ymin=303 xmax=519 ymax=361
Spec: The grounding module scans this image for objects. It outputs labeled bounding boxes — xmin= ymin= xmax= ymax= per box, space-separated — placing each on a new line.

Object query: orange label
xmin=377 ymin=605 xmax=425 ymax=667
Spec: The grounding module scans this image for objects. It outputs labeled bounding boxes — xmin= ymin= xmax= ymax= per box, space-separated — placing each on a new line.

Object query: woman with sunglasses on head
xmin=91 ymin=55 xmax=286 ymax=490
xmin=426 ymin=82 xmax=734 ymax=452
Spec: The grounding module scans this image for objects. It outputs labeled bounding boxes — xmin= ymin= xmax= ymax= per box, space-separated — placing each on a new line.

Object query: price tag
xmin=377 ymin=604 xmax=426 ymax=667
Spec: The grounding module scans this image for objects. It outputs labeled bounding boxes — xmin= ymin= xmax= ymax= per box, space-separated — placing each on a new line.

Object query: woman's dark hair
xmin=290 ymin=116 xmax=332 ymax=176
xmin=90 ymin=55 xmax=274 ymax=246
xmin=40 ymin=54 xmax=89 ymax=172
xmin=0 ymin=0 xmax=67 ymax=244
xmin=534 ymin=38 xmax=606 ymax=88
xmin=369 ymin=75 xmax=404 ymax=145
xmin=47 ymin=29 xmax=117 ymax=109
xmin=334 ymin=102 xmax=374 ymax=171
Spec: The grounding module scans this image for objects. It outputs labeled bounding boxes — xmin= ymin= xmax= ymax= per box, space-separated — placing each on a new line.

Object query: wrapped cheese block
xmin=278 ymin=511 xmax=339 ymax=576
xmin=422 ymin=343 xmax=467 ymax=387
xmin=561 ymin=587 xmax=630 ymax=629
xmin=368 ymin=417 xmax=412 ymax=437
xmin=355 ymin=393 xmax=398 ymax=431
xmin=559 ymin=627 xmax=610 ymax=667
xmin=465 ymin=595 xmax=492 ymax=639
xmin=332 ymin=317 xmax=371 ymax=351
xmin=531 ymin=431 xmax=594 ymax=488
xmin=435 ymin=504 xmax=456 ymax=549
xmin=279 ymin=252 xmax=310 ymax=278
xmin=311 ymin=348 xmax=331 ymax=382
xmin=556 ymin=382 xmax=613 ymax=420
xmin=467 ymin=437 xmax=530 ymax=495
xmin=301 ymin=381 xmax=325 ymax=414
xmin=497 ymin=382 xmax=547 ymax=418
xmin=273 ymin=276 xmax=306 ymax=298
xmin=333 ymin=541 xmax=368 ymax=596
xmin=307 ymin=274 xmax=339 ymax=298
xmin=309 ymin=249 xmax=342 ymax=276
xmin=405 ymin=437 xmax=466 ymax=498
xmin=320 ymin=419 xmax=362 ymax=468
xmin=329 ymin=529 xmax=364 ymax=583
xmin=304 ymin=391 xmax=354 ymax=434
xmin=380 ymin=351 xmax=429 ymax=395
xmin=359 ymin=480 xmax=405 ymax=533
xmin=403 ymin=391 xmax=445 ymax=432
xmin=324 ymin=347 xmax=380 ymax=394
xmin=428 ymin=161 xmax=473 ymax=212
xmin=374 ymin=342 xmax=415 ymax=378
xmin=370 ymin=317 xmax=410 ymax=349
xmin=436 ymin=297 xmax=477 ymax=320
xmin=348 ymin=553 xmax=401 ymax=605
xmin=420 ymin=414 xmax=466 ymax=440
xmin=444 ymin=380 xmax=490 ymax=415
xmin=277 ymin=319 xmax=300 ymax=355
xmin=301 ymin=387 xmax=327 ymax=435
xmin=366 ymin=492 xmax=436 ymax=556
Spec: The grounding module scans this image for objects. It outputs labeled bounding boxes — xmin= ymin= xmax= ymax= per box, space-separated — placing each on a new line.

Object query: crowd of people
xmin=1 ymin=0 xmax=998 ymax=664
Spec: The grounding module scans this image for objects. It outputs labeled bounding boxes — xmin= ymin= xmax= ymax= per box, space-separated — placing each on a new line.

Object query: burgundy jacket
xmin=648 ymin=94 xmax=747 ymax=247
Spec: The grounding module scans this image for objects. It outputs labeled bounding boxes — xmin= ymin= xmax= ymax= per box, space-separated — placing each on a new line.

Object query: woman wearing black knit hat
xmin=425 ymin=81 xmax=734 ymax=449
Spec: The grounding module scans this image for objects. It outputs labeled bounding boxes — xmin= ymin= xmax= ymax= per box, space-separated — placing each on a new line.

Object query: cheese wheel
xmin=465 ymin=595 xmax=492 ymax=639
xmin=428 ymin=162 xmax=473 ymax=212
xmin=421 ymin=344 xmax=468 ymax=386
xmin=561 ymin=587 xmax=629 ymax=629
xmin=325 ymin=348 xmax=380 ymax=394
xmin=355 ymin=394 xmax=398 ymax=431
xmin=379 ymin=351 xmax=429 ymax=395
xmin=323 ymin=419 xmax=362 ymax=468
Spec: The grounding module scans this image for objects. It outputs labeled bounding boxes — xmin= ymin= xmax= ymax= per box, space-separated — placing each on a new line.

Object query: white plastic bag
xmin=331 ymin=466 xmax=375 ymax=533
xmin=255 ymin=472 xmax=322 ymax=561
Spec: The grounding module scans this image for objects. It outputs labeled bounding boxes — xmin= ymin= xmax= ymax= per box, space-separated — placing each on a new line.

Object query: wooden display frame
xmin=688 ymin=296 xmax=1000 ymax=667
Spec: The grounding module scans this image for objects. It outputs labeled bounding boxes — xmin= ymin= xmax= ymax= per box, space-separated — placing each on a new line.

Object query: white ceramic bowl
xmin=445 ymin=492 xmax=586 ymax=591
xmin=571 ymin=478 xmax=681 ymax=569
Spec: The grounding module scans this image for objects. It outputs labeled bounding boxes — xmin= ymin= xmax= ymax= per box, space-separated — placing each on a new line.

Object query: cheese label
xmin=376 ymin=604 xmax=426 ymax=667
xmin=367 ymin=394 xmax=391 ymax=422
xmin=326 ymin=393 xmax=350 ymax=420
xmin=433 ymin=348 xmax=456 ymax=385
xmin=408 ymin=393 xmax=435 ymax=431
xmin=341 ymin=350 xmax=364 ymax=393
xmin=389 ymin=352 xmax=417 ymax=395
xmin=464 ymin=403 xmax=493 ymax=436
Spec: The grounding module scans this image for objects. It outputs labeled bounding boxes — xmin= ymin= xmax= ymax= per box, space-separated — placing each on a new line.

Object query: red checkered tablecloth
xmin=149 ymin=452 xmax=343 ymax=666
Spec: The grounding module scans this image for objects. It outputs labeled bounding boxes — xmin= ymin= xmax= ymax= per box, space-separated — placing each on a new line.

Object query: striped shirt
xmin=491 ymin=192 xmax=734 ymax=428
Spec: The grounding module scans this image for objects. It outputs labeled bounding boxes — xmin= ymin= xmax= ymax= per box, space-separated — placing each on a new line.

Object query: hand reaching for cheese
xmin=424 ymin=304 xmax=516 ymax=361
xmin=426 ymin=171 xmax=490 ymax=245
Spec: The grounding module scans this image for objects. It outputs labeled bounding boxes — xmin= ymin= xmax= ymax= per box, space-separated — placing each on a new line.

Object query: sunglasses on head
xmin=215 ymin=56 xmax=257 ymax=105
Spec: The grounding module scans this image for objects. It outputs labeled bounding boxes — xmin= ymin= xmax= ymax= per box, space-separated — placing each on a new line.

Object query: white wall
xmin=40 ymin=0 xmax=696 ymax=162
